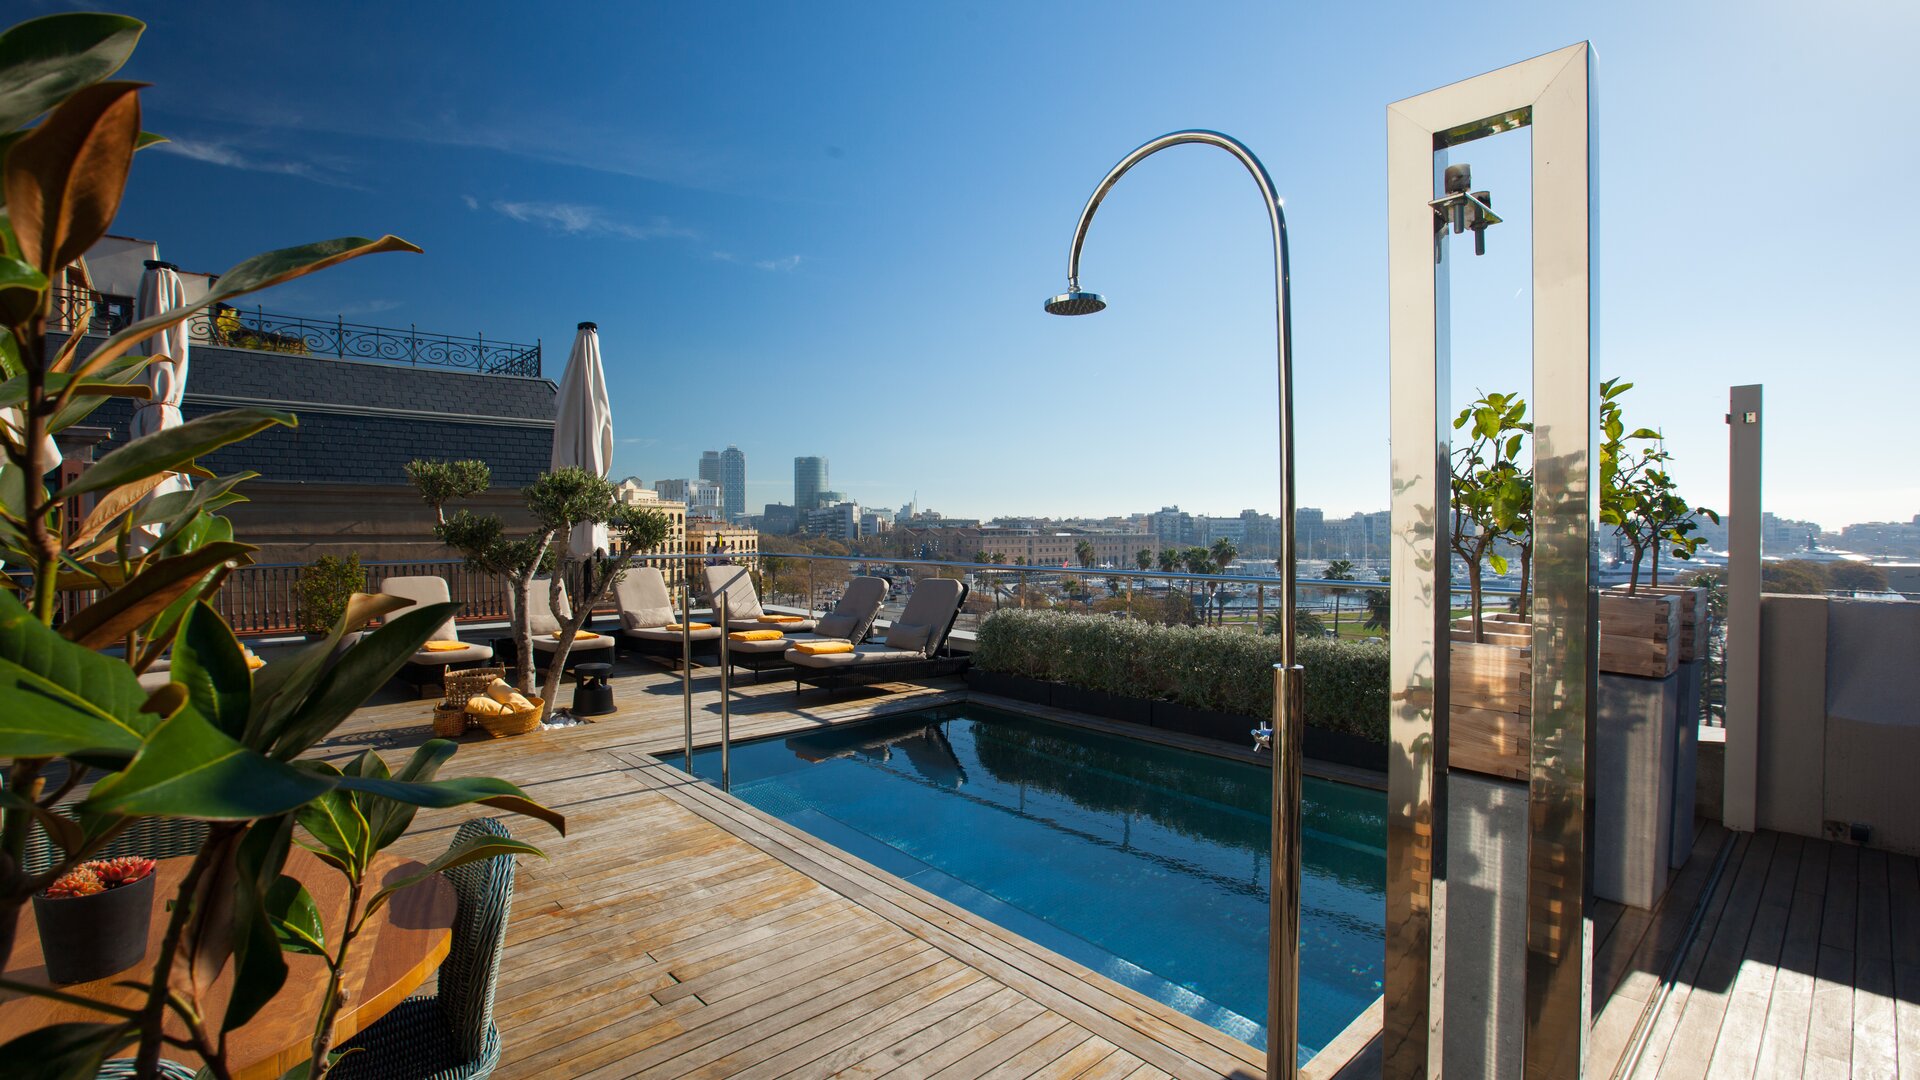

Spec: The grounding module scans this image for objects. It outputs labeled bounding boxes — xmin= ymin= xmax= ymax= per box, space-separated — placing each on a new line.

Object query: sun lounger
xmin=525 ymin=574 xmax=615 ymax=674
xmin=705 ymin=564 xmax=817 ymax=633
xmin=615 ymin=567 xmax=720 ymax=666
xmin=787 ymin=577 xmax=970 ymax=695
xmin=723 ymin=575 xmax=890 ymax=679
xmin=383 ymin=575 xmax=494 ymax=695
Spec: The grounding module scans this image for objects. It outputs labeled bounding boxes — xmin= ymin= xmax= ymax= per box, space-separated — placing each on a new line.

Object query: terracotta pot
xmin=32 ymin=871 xmax=155 ymax=984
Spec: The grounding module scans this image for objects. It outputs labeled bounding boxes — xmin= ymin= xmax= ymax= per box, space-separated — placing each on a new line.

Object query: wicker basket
xmin=475 ymin=696 xmax=543 ymax=738
xmin=434 ymin=666 xmax=506 ymax=739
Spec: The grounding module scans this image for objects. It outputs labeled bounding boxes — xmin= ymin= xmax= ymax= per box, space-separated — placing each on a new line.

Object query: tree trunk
xmin=1628 ymin=546 xmax=1645 ymax=595
xmin=1519 ymin=542 xmax=1533 ymax=617
xmin=538 ymin=553 xmax=636 ymax=720
xmin=1467 ymin=557 xmax=1485 ymax=643
xmin=508 ymin=574 xmax=535 ymax=695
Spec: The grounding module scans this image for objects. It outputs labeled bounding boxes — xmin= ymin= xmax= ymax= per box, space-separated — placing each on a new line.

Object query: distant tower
xmin=698 ymin=450 xmax=722 ymax=487
xmin=794 ymin=456 xmax=828 ymax=511
xmin=720 ymin=445 xmax=746 ymax=521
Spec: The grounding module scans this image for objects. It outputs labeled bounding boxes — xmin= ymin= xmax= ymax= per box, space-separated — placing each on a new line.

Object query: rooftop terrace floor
xmin=319 ymin=659 xmax=1917 ymax=1079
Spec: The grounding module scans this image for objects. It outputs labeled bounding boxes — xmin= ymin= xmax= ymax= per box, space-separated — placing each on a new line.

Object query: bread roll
xmin=485 ymin=678 xmax=516 ymax=704
xmin=466 ymin=696 xmax=509 ymax=717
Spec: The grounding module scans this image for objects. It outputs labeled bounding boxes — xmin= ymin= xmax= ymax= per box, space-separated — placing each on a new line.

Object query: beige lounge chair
xmin=615 ymin=567 xmax=720 ymax=664
xmin=705 ymin=564 xmax=816 ymax=633
xmin=787 ymin=577 xmax=970 ymax=694
xmin=722 ymin=575 xmax=890 ymax=678
xmin=524 ymin=574 xmax=615 ymax=672
xmin=383 ymin=575 xmax=493 ymax=694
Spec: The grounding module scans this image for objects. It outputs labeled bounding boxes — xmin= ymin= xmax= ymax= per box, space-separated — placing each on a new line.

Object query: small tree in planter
xmin=408 ymin=460 xmax=669 ymax=716
xmin=1597 ymin=380 xmax=1717 ymax=593
xmin=297 ymin=554 xmax=365 ymax=638
xmin=1450 ymin=390 xmax=1532 ymax=640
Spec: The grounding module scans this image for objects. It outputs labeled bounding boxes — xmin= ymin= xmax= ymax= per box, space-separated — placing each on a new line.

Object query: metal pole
xmin=680 ymin=577 xmax=694 ymax=771
xmin=808 ymin=561 xmax=816 ymax=620
xmin=1049 ymin=129 xmax=1297 ymax=1077
xmin=717 ymin=592 xmax=731 ymax=791
xmin=1724 ymin=385 xmax=1763 ymax=831
xmin=1271 ymin=662 xmax=1305 ymax=1076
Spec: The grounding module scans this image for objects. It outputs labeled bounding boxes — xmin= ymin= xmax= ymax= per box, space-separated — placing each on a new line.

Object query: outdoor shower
xmin=1043 ymin=128 xmax=1305 ymax=1080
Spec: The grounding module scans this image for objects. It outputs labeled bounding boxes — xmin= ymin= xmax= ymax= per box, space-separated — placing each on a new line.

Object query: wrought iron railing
xmin=46 ymin=287 xmax=542 ymax=377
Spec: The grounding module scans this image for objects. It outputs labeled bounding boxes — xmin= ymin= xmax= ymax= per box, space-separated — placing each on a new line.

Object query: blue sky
xmin=64 ymin=1 xmax=1919 ymax=528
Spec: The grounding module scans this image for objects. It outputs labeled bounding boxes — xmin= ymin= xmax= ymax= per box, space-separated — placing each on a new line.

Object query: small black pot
xmin=33 ymin=872 xmax=155 ymax=984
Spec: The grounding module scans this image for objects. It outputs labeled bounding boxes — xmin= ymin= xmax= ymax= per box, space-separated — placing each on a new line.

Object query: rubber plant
xmin=0 ymin=13 xmax=564 ymax=1079
xmin=408 ymin=459 xmax=669 ymax=715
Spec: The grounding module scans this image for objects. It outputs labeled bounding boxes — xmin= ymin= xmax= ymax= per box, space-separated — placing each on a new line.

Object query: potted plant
xmin=1447 ymin=391 xmax=1534 ymax=775
xmin=297 ymin=554 xmax=365 ymax=639
xmin=32 ymin=857 xmax=157 ymax=984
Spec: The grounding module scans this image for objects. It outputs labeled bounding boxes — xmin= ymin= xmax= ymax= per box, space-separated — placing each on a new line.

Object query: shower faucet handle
xmin=1251 ymin=724 xmax=1274 ymax=753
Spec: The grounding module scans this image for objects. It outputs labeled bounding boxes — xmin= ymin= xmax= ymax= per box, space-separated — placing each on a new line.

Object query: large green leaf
xmin=224 ymin=815 xmax=294 ymax=1032
xmin=295 ymin=770 xmax=370 ymax=875
xmin=134 ymin=470 xmax=256 ymax=527
xmin=365 ymin=831 xmax=545 ymax=918
xmin=75 ymin=236 xmax=423 ymax=379
xmin=46 ymin=351 xmax=155 ymax=433
xmin=4 ymin=80 xmax=142 ymax=281
xmin=244 ymin=591 xmax=415 ymax=750
xmin=267 ymin=602 xmax=459 ymax=759
xmin=172 ymin=601 xmax=252 ymax=740
xmin=52 ymin=408 xmax=295 ymax=502
xmin=332 ymin=773 xmax=565 ymax=836
xmin=0 ymin=13 xmax=142 ymax=134
xmin=80 ymin=706 xmax=334 ymax=820
xmin=364 ymin=740 xmax=456 ymax=851
xmin=0 ymin=1020 xmax=133 ymax=1080
xmin=0 ymin=589 xmax=149 ymax=756
xmin=57 ymin=541 xmax=253 ymax=649
xmin=264 ymin=873 xmax=327 ymax=957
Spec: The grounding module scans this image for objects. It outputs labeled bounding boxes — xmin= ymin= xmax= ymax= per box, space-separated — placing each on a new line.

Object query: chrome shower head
xmin=1044 ymin=290 xmax=1106 ymax=316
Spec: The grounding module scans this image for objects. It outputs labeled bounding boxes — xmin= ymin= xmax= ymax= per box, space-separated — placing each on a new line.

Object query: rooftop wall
xmin=72 ymin=338 xmax=555 ymax=488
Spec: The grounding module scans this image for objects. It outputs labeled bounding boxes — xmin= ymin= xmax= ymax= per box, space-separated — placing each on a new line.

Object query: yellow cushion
xmin=794 ymin=640 xmax=854 ymax=655
xmin=422 ymin=640 xmax=468 ymax=652
xmin=465 ymin=696 xmax=509 ymax=718
xmin=756 ymin=615 xmax=806 ymax=624
xmin=664 ymin=622 xmax=712 ymax=631
xmin=550 ymin=630 xmax=602 ymax=640
xmin=728 ymin=629 xmax=785 ymax=642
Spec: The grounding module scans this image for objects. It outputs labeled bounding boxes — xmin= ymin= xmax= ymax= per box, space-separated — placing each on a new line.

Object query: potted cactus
xmin=32 ymin=857 xmax=158 ymax=984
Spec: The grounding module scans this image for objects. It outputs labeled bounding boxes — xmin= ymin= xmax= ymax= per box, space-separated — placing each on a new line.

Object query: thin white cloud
xmin=491 ymin=200 xmax=695 ymax=242
xmin=153 ymin=137 xmax=361 ymax=188
xmin=461 ymin=194 xmax=480 ymax=210
xmin=710 ymin=251 xmax=805 ymax=273
xmin=618 ymin=436 xmax=661 ymax=447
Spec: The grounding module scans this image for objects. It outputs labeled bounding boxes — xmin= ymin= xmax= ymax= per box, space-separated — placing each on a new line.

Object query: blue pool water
xmin=686 ymin=706 xmax=1385 ymax=1066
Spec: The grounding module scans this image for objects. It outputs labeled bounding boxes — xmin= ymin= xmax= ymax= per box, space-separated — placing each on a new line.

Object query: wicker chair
xmin=21 ymin=805 xmax=208 ymax=876
xmin=330 ymin=818 xmax=517 ymax=1080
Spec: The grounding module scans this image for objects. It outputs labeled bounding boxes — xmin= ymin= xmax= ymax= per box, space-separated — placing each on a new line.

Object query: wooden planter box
xmin=1608 ymin=584 xmax=1708 ymax=662
xmin=1448 ymin=639 xmax=1531 ymax=781
xmin=1597 ymin=592 xmax=1679 ymax=677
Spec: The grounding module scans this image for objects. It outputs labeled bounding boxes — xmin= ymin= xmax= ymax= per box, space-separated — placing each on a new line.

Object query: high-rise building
xmin=698 ymin=450 xmax=722 ymax=487
xmin=720 ymin=445 xmax=746 ymax=521
xmin=794 ymin=456 xmax=828 ymax=511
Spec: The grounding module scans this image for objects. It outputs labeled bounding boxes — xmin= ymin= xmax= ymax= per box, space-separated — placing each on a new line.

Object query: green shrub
xmin=973 ymin=609 xmax=1389 ymax=742
xmin=297 ymin=554 xmax=366 ymax=636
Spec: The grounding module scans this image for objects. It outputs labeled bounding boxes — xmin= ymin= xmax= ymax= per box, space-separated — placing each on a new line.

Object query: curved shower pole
xmin=1043 ymin=128 xmax=1303 ymax=1080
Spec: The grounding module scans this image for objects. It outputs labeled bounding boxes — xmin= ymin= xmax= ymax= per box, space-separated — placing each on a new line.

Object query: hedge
xmin=971 ymin=608 xmax=1390 ymax=743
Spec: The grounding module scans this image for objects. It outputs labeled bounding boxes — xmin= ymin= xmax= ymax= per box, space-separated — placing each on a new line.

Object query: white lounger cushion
xmin=614 ymin=568 xmax=677 ymax=629
xmin=532 ymin=634 xmax=616 ymax=653
xmin=785 ymin=642 xmax=936 ymax=669
xmin=705 ymin=565 xmax=764 ymax=620
xmin=625 ymin=625 xmax=722 ymax=643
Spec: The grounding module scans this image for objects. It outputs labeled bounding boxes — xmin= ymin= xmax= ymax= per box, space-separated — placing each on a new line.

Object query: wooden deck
xmin=1587 ymin=821 xmax=1920 ymax=1079
xmin=314 ymin=658 xmax=1917 ymax=1079
xmin=320 ymin=661 xmax=1280 ymax=1079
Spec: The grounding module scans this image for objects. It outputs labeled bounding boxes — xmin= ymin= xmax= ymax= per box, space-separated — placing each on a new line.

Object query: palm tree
xmin=1157 ymin=548 xmax=1178 ymax=574
xmin=1135 ymin=548 xmax=1153 ymax=571
xmin=1363 ymin=587 xmax=1390 ymax=635
xmin=1325 ymin=558 xmax=1355 ymax=638
xmin=1208 ymin=537 xmax=1238 ymax=625
xmin=1181 ymin=546 xmax=1214 ymax=624
xmin=1074 ymin=539 xmax=1096 ymax=568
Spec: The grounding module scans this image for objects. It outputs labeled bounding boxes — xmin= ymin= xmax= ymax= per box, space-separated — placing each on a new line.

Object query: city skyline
xmin=85 ymin=2 xmax=1919 ymax=528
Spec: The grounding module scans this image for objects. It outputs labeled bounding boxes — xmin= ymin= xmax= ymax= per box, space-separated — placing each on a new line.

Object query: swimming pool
xmin=685 ymin=706 xmax=1385 ymax=1066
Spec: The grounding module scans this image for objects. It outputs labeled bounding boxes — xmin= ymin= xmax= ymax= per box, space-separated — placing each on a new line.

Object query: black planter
xmin=1301 ymin=725 xmax=1390 ymax=771
xmin=1048 ymin=684 xmax=1154 ymax=726
xmin=1149 ymin=700 xmax=1261 ymax=745
xmin=33 ymin=872 xmax=155 ymax=984
xmin=965 ymin=669 xmax=1052 ymax=706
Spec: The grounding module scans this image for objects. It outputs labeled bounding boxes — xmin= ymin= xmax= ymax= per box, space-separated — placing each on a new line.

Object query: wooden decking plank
xmin=690 ymin=956 xmax=979 ymax=1078
xmin=1750 ymin=834 xmax=1831 ymax=1080
xmin=1628 ymin=830 xmax=1753 ymax=1078
xmin=726 ymin=965 xmax=994 ymax=1080
xmin=835 ymin=986 xmax=1032 ymax=1080
xmin=1851 ymin=848 xmax=1900 ymax=1079
xmin=1803 ymin=943 xmax=1856 ymax=1079
xmin=1071 ymin=1049 xmax=1148 ymax=1080
xmin=978 ymin=1024 xmax=1099 ymax=1079
xmin=873 ymin=996 xmax=1052 ymax=1078
xmin=1702 ymin=831 xmax=1802 ymax=1079
xmin=1889 ymin=850 xmax=1920 ymax=1080
xmin=1033 ymin=1037 xmax=1125 ymax=1079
